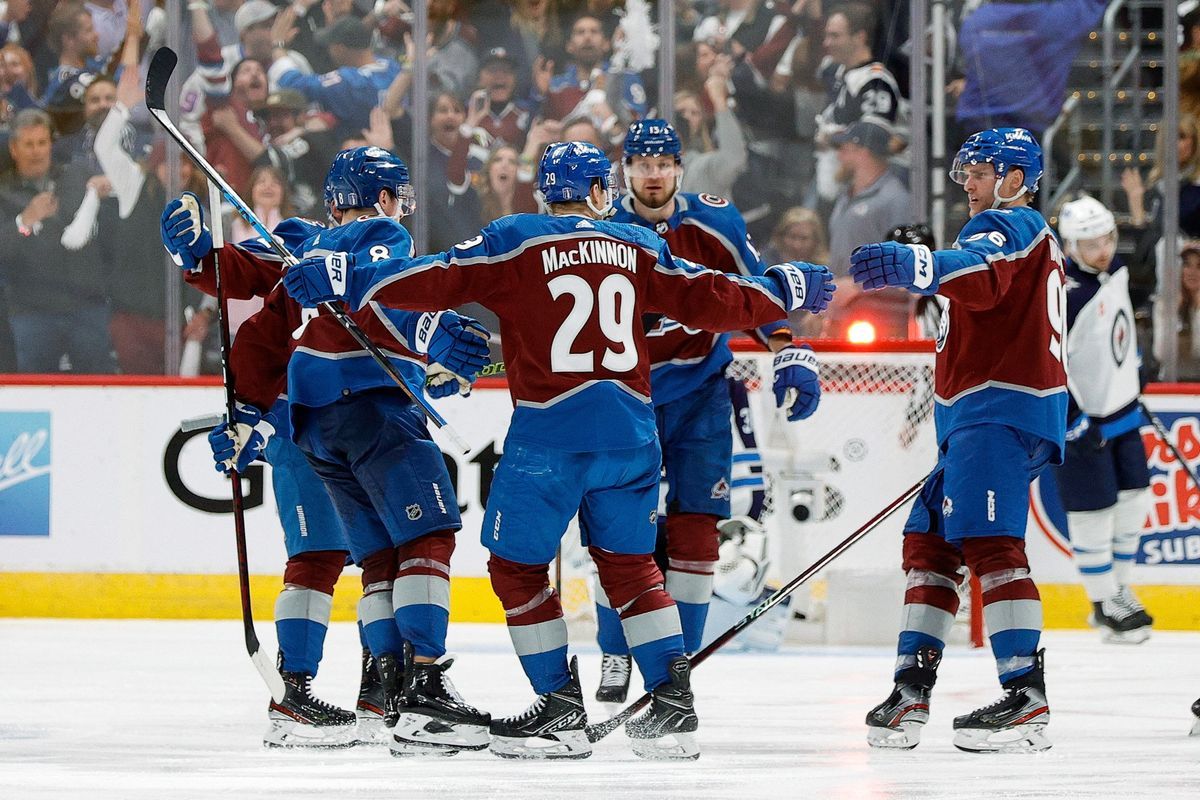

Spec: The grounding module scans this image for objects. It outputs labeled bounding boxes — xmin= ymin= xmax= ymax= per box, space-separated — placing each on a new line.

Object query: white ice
xmin=1 ymin=620 xmax=1197 ymax=800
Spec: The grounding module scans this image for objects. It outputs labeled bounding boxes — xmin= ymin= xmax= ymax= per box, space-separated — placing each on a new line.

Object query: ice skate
xmin=625 ymin=656 xmax=700 ymax=761
xmin=866 ymin=646 xmax=940 ymax=750
xmin=595 ymin=653 xmax=632 ymax=704
xmin=953 ymin=650 xmax=1051 ymax=753
xmin=390 ymin=644 xmax=491 ymax=757
xmin=1117 ymin=585 xmax=1154 ymax=627
xmin=1091 ymin=594 xmax=1151 ymax=645
xmin=1190 ymin=698 xmax=1200 ymax=737
xmin=355 ymin=649 xmax=388 ymax=744
xmin=264 ymin=669 xmax=357 ymax=748
xmin=490 ymin=657 xmax=592 ymax=760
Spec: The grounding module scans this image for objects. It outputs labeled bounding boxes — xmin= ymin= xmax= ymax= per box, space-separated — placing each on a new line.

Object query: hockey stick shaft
xmin=207 ymin=182 xmax=287 ymax=703
xmin=145 ymin=47 xmax=469 ymax=455
xmin=1139 ymin=401 xmax=1200 ymax=493
xmin=584 ymin=473 xmax=930 ymax=743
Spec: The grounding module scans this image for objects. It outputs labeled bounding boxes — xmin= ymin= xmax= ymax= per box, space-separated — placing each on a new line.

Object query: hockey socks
xmin=963 ymin=537 xmax=1043 ymax=683
xmin=391 ymin=531 xmax=454 ymax=659
xmin=893 ymin=533 xmax=962 ymax=681
xmin=489 ymin=554 xmax=571 ymax=695
xmin=663 ymin=513 xmax=720 ymax=654
xmin=274 ymin=550 xmax=345 ymax=675
xmin=359 ymin=548 xmax=404 ymax=658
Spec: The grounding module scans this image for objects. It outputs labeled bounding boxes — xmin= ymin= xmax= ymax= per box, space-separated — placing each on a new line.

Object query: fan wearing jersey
xmin=1054 ymin=195 xmax=1153 ymax=643
xmin=588 ymin=119 xmax=821 ymax=704
xmin=282 ymin=140 xmax=837 ymax=761
xmin=161 ymin=204 xmax=367 ymax=747
xmin=181 ymin=146 xmax=494 ymax=757
xmin=850 ymin=128 xmax=1067 ymax=753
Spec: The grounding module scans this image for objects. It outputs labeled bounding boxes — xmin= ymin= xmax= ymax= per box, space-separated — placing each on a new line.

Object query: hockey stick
xmin=584 ymin=473 xmax=930 ymax=743
xmin=205 ymin=181 xmax=287 ymax=703
xmin=145 ymin=47 xmax=470 ymax=455
xmin=1139 ymin=401 xmax=1200 ymax=493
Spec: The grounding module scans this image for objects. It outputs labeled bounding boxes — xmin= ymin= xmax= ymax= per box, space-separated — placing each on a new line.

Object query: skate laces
xmin=296 ymin=675 xmax=342 ymax=713
xmin=600 ymin=654 xmax=631 ymax=687
xmin=509 ymin=694 xmax=547 ymax=723
xmin=1116 ymin=586 xmax=1145 ymax=613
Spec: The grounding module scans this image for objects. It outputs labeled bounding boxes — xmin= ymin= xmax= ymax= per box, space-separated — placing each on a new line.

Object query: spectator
xmin=472 ymin=47 xmax=531 ymax=149
xmin=376 ymin=0 xmax=479 ymax=99
xmin=206 ymin=0 xmax=247 ymax=49
xmin=1175 ymin=243 xmax=1200 ymax=381
xmin=813 ymin=1 xmax=901 ymax=202
xmin=535 ymin=13 xmax=646 ymax=126
xmin=675 ymin=54 xmax=746 ymax=198
xmin=230 ymin=164 xmax=293 ymax=243
xmin=288 ymin=0 xmax=358 ymax=74
xmin=274 ymin=16 xmax=400 ymax=142
xmin=43 ymin=1 xmax=101 ymax=105
xmin=1182 ymin=3 xmax=1200 ymax=122
xmin=477 ymin=142 xmax=538 ymax=222
xmin=201 ymin=57 xmax=271 ymax=196
xmin=693 ymin=0 xmax=786 ymax=53
xmin=0 ymin=0 xmax=32 ymax=48
xmin=482 ymin=0 xmax=564 ymax=83
xmin=82 ymin=0 xmax=128 ymax=67
xmin=516 ymin=114 xmax=562 ymax=190
xmin=94 ymin=15 xmax=207 ymax=373
xmin=823 ymin=118 xmax=912 ymax=338
xmin=179 ymin=0 xmax=313 ymax=150
xmin=763 ymin=205 xmax=830 ymax=337
xmin=256 ymin=87 xmax=340 ymax=216
xmin=0 ymin=108 xmax=116 ymax=373
xmin=0 ymin=42 xmax=37 ymax=134
xmin=48 ymin=73 xmax=136 ymax=170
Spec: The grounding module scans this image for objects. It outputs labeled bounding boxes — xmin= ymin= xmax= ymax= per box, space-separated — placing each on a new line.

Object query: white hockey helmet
xmin=1058 ymin=195 xmax=1116 ymax=244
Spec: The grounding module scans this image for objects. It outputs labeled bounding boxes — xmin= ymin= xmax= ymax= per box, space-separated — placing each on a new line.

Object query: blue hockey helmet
xmin=949 ymin=128 xmax=1043 ymax=206
xmin=623 ymin=119 xmax=682 ymax=160
xmin=324 ymin=146 xmax=415 ymax=218
xmin=537 ymin=140 xmax=616 ymax=216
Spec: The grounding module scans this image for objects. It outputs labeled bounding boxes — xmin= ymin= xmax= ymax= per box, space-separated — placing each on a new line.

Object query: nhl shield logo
xmin=406 ymin=503 xmax=423 ymax=521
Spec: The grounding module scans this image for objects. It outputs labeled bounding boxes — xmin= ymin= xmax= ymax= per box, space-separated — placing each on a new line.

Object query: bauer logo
xmin=0 ymin=411 xmax=51 ymax=536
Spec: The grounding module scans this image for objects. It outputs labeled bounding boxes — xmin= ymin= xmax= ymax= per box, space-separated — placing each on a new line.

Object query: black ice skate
xmin=625 ymin=656 xmax=700 ymax=761
xmin=489 ymin=657 xmax=592 ymax=760
xmin=866 ymin=646 xmax=941 ymax=750
xmin=355 ymin=649 xmax=388 ymax=744
xmin=390 ymin=643 xmax=491 ymax=757
xmin=1191 ymin=697 xmax=1200 ymax=737
xmin=1117 ymin=585 xmax=1154 ymax=627
xmin=264 ymin=668 xmax=357 ymax=748
xmin=1091 ymin=592 xmax=1151 ymax=645
xmin=595 ymin=653 xmax=632 ymax=704
xmin=953 ymin=649 xmax=1051 ymax=753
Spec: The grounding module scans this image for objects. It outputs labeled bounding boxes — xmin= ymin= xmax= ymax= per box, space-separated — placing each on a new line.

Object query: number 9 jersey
xmin=930 ymin=206 xmax=1069 ymax=461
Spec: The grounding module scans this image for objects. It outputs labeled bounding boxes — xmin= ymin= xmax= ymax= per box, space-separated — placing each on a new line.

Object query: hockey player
xmin=281 ymin=140 xmax=836 ymax=760
xmin=163 ymin=197 xmax=373 ymax=748
xmin=588 ymin=119 xmax=821 ymax=704
xmin=1054 ymin=195 xmax=1153 ymax=643
xmin=170 ymin=146 xmax=494 ymax=757
xmin=850 ymin=128 xmax=1067 ymax=753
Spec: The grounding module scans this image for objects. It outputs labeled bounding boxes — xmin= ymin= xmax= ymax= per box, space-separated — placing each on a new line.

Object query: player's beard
xmin=634 ymin=182 xmax=676 ymax=211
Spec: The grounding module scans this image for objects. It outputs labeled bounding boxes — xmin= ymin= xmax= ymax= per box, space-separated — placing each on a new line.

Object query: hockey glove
xmin=161 ymin=192 xmax=213 ymax=271
xmin=764 ymin=261 xmax=836 ymax=314
xmin=849 ymin=242 xmax=936 ymax=294
xmin=208 ymin=402 xmax=275 ymax=474
xmin=426 ymin=363 xmax=472 ymax=398
xmin=772 ymin=344 xmax=821 ymax=421
xmin=283 ymin=251 xmax=355 ymax=307
xmin=418 ymin=311 xmax=491 ymax=380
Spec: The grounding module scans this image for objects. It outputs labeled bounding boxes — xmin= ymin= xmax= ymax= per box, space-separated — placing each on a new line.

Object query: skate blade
xmin=867 ymin=721 xmax=923 ymax=750
xmin=489 ymin=731 xmax=593 ymax=760
xmin=354 ymin=714 xmax=389 ymax=746
xmin=390 ymin=712 xmax=490 ymax=756
xmin=263 ymin=719 xmax=358 ymax=749
xmin=629 ymin=731 xmax=700 ymax=761
xmin=1102 ymin=627 xmax=1151 ymax=645
xmin=953 ymin=723 xmax=1052 ymax=753
xmin=1190 ymin=718 xmax=1200 ymax=737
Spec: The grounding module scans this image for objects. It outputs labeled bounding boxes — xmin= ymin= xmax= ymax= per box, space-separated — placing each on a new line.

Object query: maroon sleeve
xmin=185 ymin=242 xmax=285 ymax=300
xmin=644 ymin=244 xmax=790 ymax=334
xmin=228 ymin=284 xmax=292 ymax=411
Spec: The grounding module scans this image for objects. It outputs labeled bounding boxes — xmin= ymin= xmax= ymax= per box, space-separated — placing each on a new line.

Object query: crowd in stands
xmin=0 ymin=0 xmax=1190 ymax=379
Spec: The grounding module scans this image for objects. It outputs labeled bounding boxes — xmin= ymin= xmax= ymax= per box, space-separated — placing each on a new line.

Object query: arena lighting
xmin=846 ymin=320 xmax=877 ymax=345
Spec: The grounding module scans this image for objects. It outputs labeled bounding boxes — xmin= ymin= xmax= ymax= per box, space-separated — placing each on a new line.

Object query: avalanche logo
xmin=0 ymin=411 xmax=51 ymax=536
xmin=710 ymin=477 xmax=731 ymax=500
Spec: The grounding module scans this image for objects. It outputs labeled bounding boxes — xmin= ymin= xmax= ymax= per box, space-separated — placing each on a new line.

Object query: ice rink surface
xmin=1 ymin=620 xmax=1197 ymax=800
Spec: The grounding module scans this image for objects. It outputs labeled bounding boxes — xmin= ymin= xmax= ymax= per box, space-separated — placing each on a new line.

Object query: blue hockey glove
xmin=764 ymin=262 xmax=836 ymax=314
xmin=208 ymin=402 xmax=274 ymax=474
xmin=418 ymin=312 xmax=491 ymax=380
xmin=161 ymin=192 xmax=213 ymax=271
xmin=283 ymin=251 xmax=356 ymax=306
xmin=849 ymin=242 xmax=936 ymax=293
xmin=772 ymin=345 xmax=821 ymax=421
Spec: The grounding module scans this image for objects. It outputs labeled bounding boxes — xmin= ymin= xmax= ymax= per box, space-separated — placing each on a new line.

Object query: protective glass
xmin=394 ymin=183 xmax=417 ymax=217
xmin=949 ymin=158 xmax=995 ymax=186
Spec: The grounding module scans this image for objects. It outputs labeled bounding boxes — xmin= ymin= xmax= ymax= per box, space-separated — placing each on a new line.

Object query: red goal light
xmin=846 ymin=319 xmax=877 ymax=345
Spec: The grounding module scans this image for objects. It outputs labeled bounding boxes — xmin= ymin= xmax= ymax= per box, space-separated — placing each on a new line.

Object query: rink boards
xmin=2 ymin=368 xmax=1200 ymax=630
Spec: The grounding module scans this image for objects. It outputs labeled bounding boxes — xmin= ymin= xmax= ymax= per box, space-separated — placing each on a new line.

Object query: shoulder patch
xmin=698 ymin=193 xmax=729 ymax=208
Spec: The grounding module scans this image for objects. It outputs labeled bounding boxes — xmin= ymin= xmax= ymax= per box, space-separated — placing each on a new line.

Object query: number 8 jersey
xmin=930 ymin=206 xmax=1069 ymax=461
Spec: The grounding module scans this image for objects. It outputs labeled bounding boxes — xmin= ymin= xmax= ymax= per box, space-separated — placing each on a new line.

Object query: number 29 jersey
xmin=930 ymin=206 xmax=1068 ymax=461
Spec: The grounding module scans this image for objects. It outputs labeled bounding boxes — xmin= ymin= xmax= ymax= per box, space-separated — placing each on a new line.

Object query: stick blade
xmin=249 ymin=642 xmax=287 ymax=703
xmin=146 ymin=47 xmax=178 ymax=111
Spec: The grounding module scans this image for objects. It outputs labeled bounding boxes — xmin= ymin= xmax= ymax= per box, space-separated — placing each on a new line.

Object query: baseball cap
xmin=317 ymin=17 xmax=373 ymax=49
xmin=831 ymin=120 xmax=892 ymax=157
xmin=235 ymin=0 xmax=277 ymax=34
xmin=265 ymin=89 xmax=307 ymax=113
xmin=482 ymin=47 xmax=517 ymax=72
